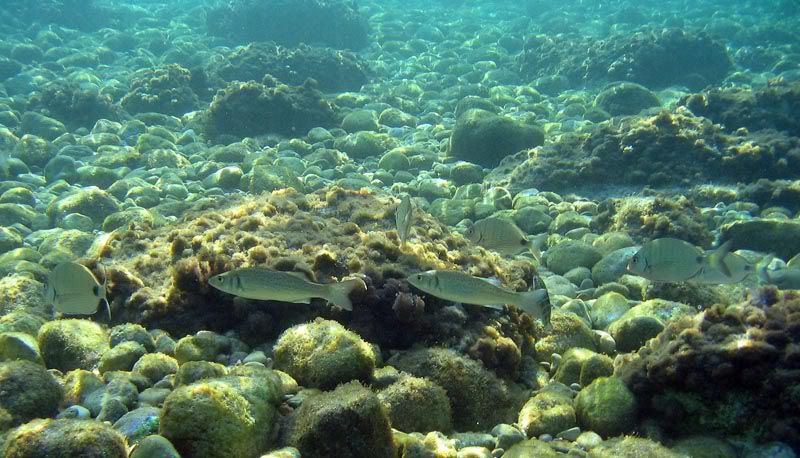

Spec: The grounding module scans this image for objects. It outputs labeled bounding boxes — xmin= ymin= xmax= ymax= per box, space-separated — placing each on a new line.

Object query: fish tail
xmin=527 ymin=240 xmax=543 ymax=263
xmin=756 ymin=254 xmax=775 ymax=284
xmin=709 ymin=240 xmax=734 ymax=277
xmin=516 ymin=288 xmax=551 ymax=326
xmin=324 ymin=278 xmax=366 ymax=311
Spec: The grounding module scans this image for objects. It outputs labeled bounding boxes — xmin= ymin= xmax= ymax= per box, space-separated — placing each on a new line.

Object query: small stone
xmin=56 ymin=405 xmax=91 ymax=420
xmin=492 ymin=423 xmax=525 ymax=450
xmin=243 ymin=350 xmax=270 ymax=365
xmin=457 ymin=446 xmax=492 ymax=458
xmin=575 ymin=431 xmax=603 ymax=450
xmin=130 ymin=435 xmax=181 ymax=458
xmin=556 ymin=426 xmax=581 ymax=441
xmin=570 ymin=383 xmax=582 ymax=391
xmin=539 ymin=434 xmax=553 ymax=442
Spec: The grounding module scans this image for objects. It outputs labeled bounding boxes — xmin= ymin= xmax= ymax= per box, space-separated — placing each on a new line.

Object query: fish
xmin=44 ymin=262 xmax=110 ymax=319
xmin=691 ymin=251 xmax=756 ymax=284
xmin=464 ymin=217 xmax=542 ymax=261
xmin=208 ymin=267 xmax=366 ymax=311
xmin=757 ymin=255 xmax=800 ymax=289
xmin=627 ymin=238 xmax=734 ymax=283
xmin=406 ymin=269 xmax=551 ymax=326
xmin=395 ymin=194 xmax=413 ymax=244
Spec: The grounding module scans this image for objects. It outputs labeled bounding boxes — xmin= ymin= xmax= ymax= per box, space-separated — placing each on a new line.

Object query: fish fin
xmin=527 ymin=240 xmax=543 ymax=263
xmin=756 ymin=254 xmax=776 ymax=284
xmin=516 ymin=287 xmax=551 ymax=327
xmin=708 ymin=240 xmax=734 ymax=278
xmin=102 ymin=298 xmax=112 ymax=321
xmin=478 ymin=276 xmax=503 ymax=287
xmin=287 ymin=270 xmax=316 ymax=282
xmin=294 ymin=298 xmax=312 ymax=304
xmin=324 ymin=278 xmax=366 ymax=311
xmin=483 ymin=304 xmax=505 ymax=310
xmin=788 ymin=253 xmax=800 ymax=269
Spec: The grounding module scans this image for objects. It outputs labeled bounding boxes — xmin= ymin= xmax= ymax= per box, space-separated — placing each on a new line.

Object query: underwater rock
xmin=31 ymin=79 xmax=120 ymax=130
xmin=553 ymin=347 xmax=613 ymax=387
xmin=200 ymin=77 xmax=337 ymax=142
xmin=449 ymin=108 xmax=544 ymax=168
xmin=132 ymin=353 xmax=179 ymax=385
xmin=388 ymin=347 xmax=515 ymax=431
xmin=212 ymin=42 xmax=370 ymax=93
xmin=206 ymin=0 xmax=369 ymax=50
xmin=121 ymin=64 xmax=199 ymax=117
xmin=2 ymin=418 xmax=128 ymax=458
xmin=37 ymin=319 xmax=109 ymax=372
xmin=587 ymin=436 xmax=681 ymax=458
xmin=287 ymin=381 xmax=395 ymax=458
xmin=616 ymin=292 xmax=800 ymax=447
xmin=273 ymin=318 xmax=376 ymax=390
xmin=160 ymin=375 xmax=281 ymax=458
xmin=534 ymin=310 xmax=597 ymax=360
xmin=98 ymin=341 xmax=147 ymax=374
xmin=0 ymin=360 xmax=62 ymax=426
xmin=129 ymin=435 xmax=181 ymax=458
xmin=574 ymin=376 xmax=637 ymax=438
xmin=377 ymin=374 xmax=453 ymax=433
xmin=46 ymin=187 xmax=120 ymax=228
xmin=544 ymin=240 xmax=603 ymax=276
xmin=594 ymin=82 xmax=661 ymax=117
xmin=0 ymin=331 xmax=42 ymax=364
xmin=517 ymin=382 xmax=576 ymax=438
xmin=503 ymin=438 xmax=561 ymax=458
xmin=519 ymin=28 xmax=732 ymax=89
xmin=592 ymin=247 xmax=639 ymax=286
xmin=720 ymin=219 xmax=800 ymax=260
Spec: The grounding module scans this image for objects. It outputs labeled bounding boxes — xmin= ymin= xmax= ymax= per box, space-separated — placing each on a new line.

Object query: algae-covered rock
xmin=590 ymin=292 xmax=631 ymax=330
xmin=534 ymin=310 xmax=597 ymax=360
xmin=517 ymin=383 xmax=576 ymax=438
xmin=0 ymin=360 xmax=62 ymax=425
xmin=130 ymin=434 xmax=181 ymax=458
xmin=671 ymin=435 xmax=737 ymax=458
xmin=575 ymin=377 xmax=637 ymax=437
xmin=342 ymin=109 xmax=379 ymax=133
xmin=112 ymin=406 xmax=161 ymax=445
xmin=288 ymin=381 xmax=395 ymax=458
xmin=592 ymin=247 xmax=639 ymax=286
xmin=503 ymin=438 xmax=561 ymax=458
xmin=132 ymin=352 xmax=179 ymax=384
xmin=109 ymin=323 xmax=156 ymax=352
xmin=174 ymin=330 xmax=230 ymax=365
xmin=273 ymin=318 xmax=376 ymax=390
xmin=553 ymin=348 xmax=613 ymax=387
xmin=378 ymin=375 xmax=452 ymax=433
xmin=721 ymin=219 xmax=800 ymax=260
xmin=594 ymin=82 xmax=661 ymax=116
xmin=609 ymin=315 xmax=665 ymax=353
xmin=46 ymin=186 xmax=119 ymax=226
xmin=37 ymin=319 xmax=109 ymax=371
xmin=545 ymin=240 xmax=603 ymax=275
xmin=388 ymin=347 xmax=514 ymax=431
xmin=160 ymin=375 xmax=280 ymax=458
xmin=98 ymin=341 xmax=147 ymax=374
xmin=175 ymin=360 xmax=227 ymax=386
xmin=2 ymin=418 xmax=127 ymax=457
xmin=587 ymin=436 xmax=681 ymax=458
xmin=449 ymin=108 xmax=544 ymax=168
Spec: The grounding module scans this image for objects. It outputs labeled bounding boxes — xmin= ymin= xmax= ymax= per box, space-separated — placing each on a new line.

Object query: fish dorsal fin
xmin=788 ymin=253 xmax=800 ymax=269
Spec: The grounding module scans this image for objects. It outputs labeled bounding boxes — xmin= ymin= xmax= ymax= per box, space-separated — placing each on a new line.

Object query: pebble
xmin=576 ymin=431 xmax=603 ymax=450
xmin=556 ymin=426 xmax=581 ymax=441
xmin=569 ymin=383 xmax=582 ymax=391
xmin=539 ymin=434 xmax=553 ymax=442
xmin=56 ymin=405 xmax=91 ymax=419
xmin=491 ymin=423 xmax=525 ymax=450
xmin=457 ymin=446 xmax=492 ymax=458
xmin=491 ymin=448 xmax=504 ymax=458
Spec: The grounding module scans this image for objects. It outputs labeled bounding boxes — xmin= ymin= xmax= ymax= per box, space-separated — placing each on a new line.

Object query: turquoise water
xmin=0 ymin=0 xmax=799 ymax=457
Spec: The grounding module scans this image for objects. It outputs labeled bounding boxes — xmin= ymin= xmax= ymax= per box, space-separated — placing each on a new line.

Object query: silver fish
xmin=395 ymin=194 xmax=413 ymax=244
xmin=44 ymin=262 xmax=110 ymax=319
xmin=208 ymin=267 xmax=365 ymax=311
xmin=407 ymin=269 xmax=551 ymax=326
xmin=692 ymin=251 xmax=755 ymax=284
xmin=627 ymin=238 xmax=733 ymax=283
xmin=465 ymin=217 xmax=542 ymax=261
xmin=757 ymin=255 xmax=800 ymax=289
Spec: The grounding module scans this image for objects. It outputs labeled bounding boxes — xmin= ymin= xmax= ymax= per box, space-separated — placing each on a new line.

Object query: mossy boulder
xmin=594 ymin=82 xmax=661 ymax=116
xmin=377 ymin=375 xmax=452 ymax=433
xmin=575 ymin=377 xmax=637 ymax=437
xmin=534 ymin=310 xmax=597 ymax=361
xmin=592 ymin=247 xmax=640 ymax=286
xmin=132 ymin=353 xmax=179 ymax=384
xmin=130 ymin=434 xmax=181 ymax=458
xmin=587 ymin=436 xmax=681 ymax=458
xmin=273 ymin=318 xmax=376 ymax=390
xmin=37 ymin=319 xmax=109 ymax=371
xmin=553 ymin=348 xmax=613 ymax=387
xmin=388 ymin=347 xmax=514 ymax=431
xmin=590 ymin=292 xmax=631 ymax=330
xmin=46 ymin=186 xmax=119 ymax=226
xmin=720 ymin=219 xmax=800 ymax=260
xmin=517 ymin=383 xmax=576 ymax=437
xmin=609 ymin=315 xmax=665 ymax=353
xmin=0 ymin=360 xmax=62 ymax=425
xmin=109 ymin=323 xmax=156 ymax=352
xmin=287 ymin=381 xmax=395 ymax=458
xmin=336 ymin=131 xmax=397 ymax=159
xmin=160 ymin=375 xmax=281 ymax=458
xmin=504 ymin=439 xmax=561 ymax=458
xmin=174 ymin=331 xmax=230 ymax=365
xmin=545 ymin=240 xmax=603 ymax=275
xmin=342 ymin=109 xmax=379 ymax=133
xmin=2 ymin=419 xmax=128 ymax=458
xmin=98 ymin=341 xmax=147 ymax=373
xmin=449 ymin=108 xmax=544 ymax=168
xmin=175 ymin=360 xmax=228 ymax=386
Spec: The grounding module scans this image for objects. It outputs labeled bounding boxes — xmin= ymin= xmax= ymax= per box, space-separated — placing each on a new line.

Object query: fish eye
xmin=630 ymin=255 xmax=638 ymax=265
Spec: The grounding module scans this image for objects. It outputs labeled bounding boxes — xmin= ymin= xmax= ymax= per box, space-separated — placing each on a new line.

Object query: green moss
xmin=553 ymin=348 xmax=613 ymax=387
xmin=575 ymin=377 xmax=637 ymax=437
xmin=174 ymin=331 xmax=229 ymax=365
xmin=288 ymin=382 xmax=394 ymax=458
xmin=2 ymin=419 xmax=127 ymax=458
xmin=175 ymin=360 xmax=228 ymax=386
xmin=0 ymin=360 xmax=62 ymax=426
xmin=98 ymin=341 xmax=147 ymax=374
xmin=37 ymin=319 xmax=109 ymax=372
xmin=160 ymin=376 xmax=279 ymax=458
xmin=132 ymin=352 xmax=179 ymax=384
xmin=534 ymin=310 xmax=597 ymax=361
xmin=273 ymin=318 xmax=376 ymax=390
xmin=378 ymin=375 xmax=452 ymax=433
xmin=588 ymin=436 xmax=681 ymax=458
xmin=517 ymin=382 xmax=576 ymax=437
